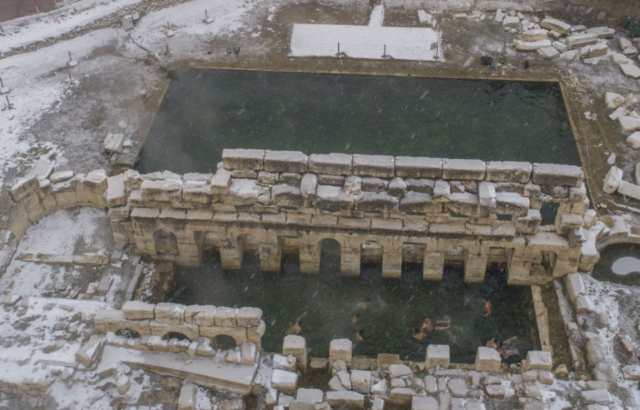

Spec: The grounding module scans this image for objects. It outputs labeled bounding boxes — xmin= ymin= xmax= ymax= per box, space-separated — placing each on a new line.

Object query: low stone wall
xmin=94 ymin=301 xmax=266 ymax=348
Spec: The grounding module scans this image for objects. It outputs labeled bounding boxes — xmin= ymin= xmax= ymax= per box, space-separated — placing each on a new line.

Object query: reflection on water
xmin=593 ymin=244 xmax=640 ymax=286
xmin=166 ymin=252 xmax=539 ymax=363
xmin=138 ymin=69 xmax=579 ymax=174
xmin=612 ymin=257 xmax=640 ymax=276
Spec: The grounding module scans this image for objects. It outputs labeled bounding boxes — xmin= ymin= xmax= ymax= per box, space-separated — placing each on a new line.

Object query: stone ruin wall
xmin=95 ymin=301 xmax=265 ymax=364
xmin=2 ymin=149 xmax=607 ymax=286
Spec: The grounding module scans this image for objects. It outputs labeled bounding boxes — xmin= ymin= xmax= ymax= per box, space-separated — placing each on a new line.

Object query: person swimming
xmin=498 ymin=336 xmax=519 ymax=358
xmin=352 ymin=312 xmax=360 ymax=327
xmin=357 ymin=297 xmax=371 ymax=310
xmin=355 ymin=329 xmax=365 ymax=342
xmin=483 ymin=297 xmax=492 ymax=317
xmin=412 ymin=328 xmax=428 ymax=342
xmin=486 ymin=337 xmax=500 ymax=349
xmin=286 ymin=312 xmax=308 ymax=335
xmin=421 ymin=316 xmax=434 ymax=333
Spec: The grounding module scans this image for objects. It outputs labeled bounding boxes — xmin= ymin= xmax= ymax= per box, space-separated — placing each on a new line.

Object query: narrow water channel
xmin=166 ymin=253 xmax=539 ymax=363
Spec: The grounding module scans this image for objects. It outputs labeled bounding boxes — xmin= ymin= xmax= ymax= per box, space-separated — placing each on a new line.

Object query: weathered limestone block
xmin=51 ymin=170 xmax=74 ymax=183
xmin=399 ymin=192 xmax=434 ymax=213
xmin=502 ymin=16 xmax=519 ymax=28
xmin=448 ymin=193 xmax=480 ymax=216
xmin=478 ymin=182 xmax=497 ymax=208
xmin=585 ymin=26 xmax=615 ymax=39
xmin=300 ymin=173 xmax=318 ymax=200
xmin=486 ymin=161 xmax=532 ymax=183
xmin=540 ymin=18 xmax=571 ymax=34
xmin=514 ymin=210 xmax=542 ymax=234
xmin=395 ymin=157 xmax=442 ymax=179
xmin=272 ymin=369 xmax=298 ymax=395
xmin=350 ymin=370 xmax=372 ymax=394
xmin=199 ymin=326 xmax=247 ymax=343
xmin=10 ymin=175 xmax=40 ymax=202
xmin=94 ymin=309 xmax=131 ymax=332
xmin=442 ymin=159 xmax=485 ymax=181
xmin=319 ymin=174 xmax=344 ymax=186
xmin=433 ymin=180 xmax=451 ymax=201
xmin=622 ymin=365 xmax=640 ymax=380
xmin=273 ymin=184 xmax=304 ymax=207
xmin=76 ymin=335 xmax=104 ymax=368
xmin=236 ymin=307 xmax=263 ymax=327
xmin=309 ymin=153 xmax=352 ymax=176
xmin=352 ymin=155 xmax=394 ymax=178
xmin=154 ymin=303 xmax=185 ymax=325
xmin=515 ymin=40 xmax=552 ymax=51
xmin=580 ymin=390 xmax=611 ymax=404
xmin=405 ymin=178 xmax=435 ymax=194
xmin=388 ymin=364 xmax=412 ymax=378
xmin=411 ymin=396 xmax=438 ymax=410
xmin=525 ymin=351 xmax=553 ymax=371
xmin=388 ymin=177 xmax=407 ymax=197
xmin=325 ymin=391 xmax=364 ymax=409
xmin=475 ymin=347 xmax=501 ymax=372
xmin=521 ymin=29 xmax=549 ymax=41
xmin=183 ymin=182 xmax=212 ymax=204
xmin=224 ymin=179 xmax=270 ymax=206
xmin=248 ymin=320 xmax=266 ymax=345
xmin=123 ymin=301 xmax=155 ymax=320
xmin=329 ymin=339 xmax=352 ymax=366
xmin=580 ymin=43 xmax=608 ymax=59
xmin=618 ymin=180 xmax=640 ymax=201
xmin=565 ymin=33 xmax=597 ymax=49
xmin=426 ymin=344 xmax=450 ymax=369
xmin=565 ymin=272 xmax=585 ymax=303
xmin=178 ymin=383 xmax=196 ymax=410
xmin=532 ymin=164 xmax=583 ymax=187
xmin=214 ymin=307 xmax=237 ymax=327
xmin=211 ymin=168 xmax=232 ymax=195
xmin=140 ymin=180 xmax=182 ymax=202
xmin=343 ymin=176 xmax=362 ymax=195
xmin=357 ymin=192 xmax=399 ymax=212
xmin=149 ymin=321 xmax=199 ymax=341
xmin=282 ymin=174 xmax=303 ymax=186
xmin=265 ymin=151 xmax=308 ymax=173
xmin=191 ymin=306 xmax=217 ymax=326
xmin=620 ymin=64 xmax=640 ymax=80
xmin=626 ymin=132 xmax=640 ymax=149
xmin=495 ymin=192 xmax=530 ymax=216
xmin=388 ymin=388 xmax=413 ymax=405
xmin=290 ymin=388 xmax=324 ymax=410
xmin=619 ymin=115 xmax=640 ymax=131
xmin=362 ymin=177 xmax=389 ymax=192
xmin=316 ymin=185 xmax=355 ymax=210
xmin=283 ymin=335 xmax=307 ymax=371
xmin=106 ymin=174 xmax=127 ymax=207
xmin=222 ymin=149 xmax=265 ymax=171
xmin=240 ymin=341 xmax=258 ymax=365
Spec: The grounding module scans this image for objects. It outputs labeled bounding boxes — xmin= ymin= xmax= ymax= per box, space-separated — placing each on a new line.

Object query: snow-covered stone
xmin=620 ymin=64 xmax=640 ymax=79
xmin=329 ymin=339 xmax=352 ymax=365
xmin=411 ymin=396 xmax=438 ymax=410
xmin=619 ymin=115 xmax=640 ymax=132
xmin=475 ymin=347 xmax=501 ymax=372
xmin=525 ymin=351 xmax=553 ymax=371
xmin=521 ymin=29 xmax=548 ymax=42
xmin=605 ymin=92 xmax=625 ymax=110
xmin=272 ymin=369 xmax=298 ymax=395
xmin=541 ymin=18 xmax=571 ymax=34
xmin=325 ymin=391 xmax=364 ymax=409
xmin=388 ymin=364 xmax=412 ymax=378
xmin=104 ymin=133 xmax=125 ymax=153
xmin=515 ymin=40 xmax=551 ymax=51
xmin=426 ymin=344 xmax=450 ymax=368
xmin=178 ymin=383 xmax=196 ymax=410
xmin=612 ymin=52 xmax=631 ymax=65
xmin=502 ymin=16 xmax=520 ymax=28
xmin=350 ymin=370 xmax=372 ymax=394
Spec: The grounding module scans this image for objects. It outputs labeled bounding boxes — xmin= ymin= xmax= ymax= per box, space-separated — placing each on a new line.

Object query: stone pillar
xmin=382 ymin=247 xmax=402 ymax=279
xmin=283 ymin=335 xmax=308 ymax=372
xmin=475 ymin=347 xmax=501 ymax=372
xmin=464 ymin=249 xmax=487 ymax=283
xmin=426 ymin=345 xmax=450 ymax=369
xmin=176 ymin=238 xmax=202 ymax=267
xmin=220 ymin=237 xmax=244 ymax=270
xmin=329 ymin=338 xmax=352 ymax=367
xmin=259 ymin=235 xmax=283 ymax=272
xmin=341 ymin=246 xmax=361 ymax=277
xmin=299 ymin=243 xmax=320 ymax=274
xmin=423 ymin=251 xmax=444 ymax=280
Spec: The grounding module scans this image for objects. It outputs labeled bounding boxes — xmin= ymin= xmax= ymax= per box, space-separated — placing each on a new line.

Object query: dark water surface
xmin=166 ymin=253 xmax=539 ymax=363
xmin=138 ymin=69 xmax=579 ymax=174
xmin=593 ymin=244 xmax=640 ymax=286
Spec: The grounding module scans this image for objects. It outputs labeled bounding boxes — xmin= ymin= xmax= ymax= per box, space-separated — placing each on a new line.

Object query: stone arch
xmin=115 ymin=328 xmax=142 ymax=339
xmin=442 ymin=245 xmax=466 ymax=284
xmin=319 ymin=238 xmax=341 ymax=274
xmin=211 ymin=334 xmax=238 ymax=350
xmin=361 ymin=240 xmax=383 ymax=265
xmin=154 ymin=228 xmax=179 ymax=256
xmin=163 ymin=331 xmax=192 ymax=342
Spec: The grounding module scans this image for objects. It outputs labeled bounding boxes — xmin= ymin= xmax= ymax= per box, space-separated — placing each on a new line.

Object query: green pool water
xmin=137 ymin=69 xmax=579 ymax=174
xmin=166 ymin=252 xmax=539 ymax=363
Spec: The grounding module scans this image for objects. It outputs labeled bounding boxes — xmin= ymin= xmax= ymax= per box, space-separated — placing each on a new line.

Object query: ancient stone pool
xmin=137 ymin=69 xmax=580 ymax=175
xmin=593 ymin=244 xmax=640 ymax=286
xmin=166 ymin=252 xmax=539 ymax=363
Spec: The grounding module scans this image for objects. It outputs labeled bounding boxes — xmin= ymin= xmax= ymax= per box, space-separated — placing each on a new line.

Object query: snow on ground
xmin=290 ymin=4 xmax=442 ymax=61
xmin=0 ymin=28 xmax=121 ymax=185
xmin=0 ymin=208 xmax=109 ymax=297
xmin=0 ymin=0 xmax=144 ymax=52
